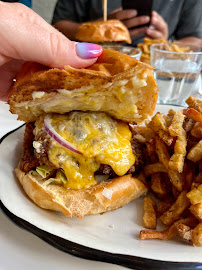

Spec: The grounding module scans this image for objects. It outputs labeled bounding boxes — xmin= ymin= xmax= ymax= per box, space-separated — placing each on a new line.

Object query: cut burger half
xmin=8 ymin=49 xmax=158 ymax=218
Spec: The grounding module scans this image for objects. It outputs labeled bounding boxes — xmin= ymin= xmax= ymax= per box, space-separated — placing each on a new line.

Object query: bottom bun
xmin=16 ymin=168 xmax=147 ymax=218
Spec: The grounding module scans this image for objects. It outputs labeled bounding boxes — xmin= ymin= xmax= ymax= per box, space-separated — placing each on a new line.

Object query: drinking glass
xmin=102 ymin=45 xmax=142 ymax=60
xmin=150 ymin=43 xmax=202 ymax=106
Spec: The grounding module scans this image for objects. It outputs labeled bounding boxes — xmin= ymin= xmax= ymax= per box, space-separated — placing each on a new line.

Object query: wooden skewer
xmin=102 ymin=0 xmax=107 ymax=21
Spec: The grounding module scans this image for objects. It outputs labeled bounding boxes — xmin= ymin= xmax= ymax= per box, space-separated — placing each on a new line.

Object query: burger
xmin=76 ymin=19 xmax=131 ymax=44
xmin=8 ymin=49 xmax=158 ymax=218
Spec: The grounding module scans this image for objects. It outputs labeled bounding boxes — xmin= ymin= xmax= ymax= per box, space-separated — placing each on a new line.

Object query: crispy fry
xmin=175 ymin=223 xmax=192 ymax=241
xmin=148 ymin=113 xmax=173 ymax=146
xmin=168 ymin=110 xmax=185 ymax=137
xmin=144 ymin=162 xmax=167 ymax=177
xmin=183 ymin=161 xmax=196 ymax=191
xmin=191 ymin=223 xmax=202 ymax=246
xmin=172 ymin=185 xmax=180 ymax=199
xmin=143 ymin=197 xmax=157 ymax=230
xmin=175 ymin=215 xmax=199 ymax=228
xmin=191 ymin=122 xmax=202 ymax=139
xmin=187 ymin=184 xmax=202 ymax=205
xmin=155 ymin=136 xmax=170 ymax=169
xmin=140 ymin=224 xmax=176 ymax=240
xmin=187 ymin=140 xmax=202 ymax=163
xmin=190 ymin=203 xmax=202 ymax=222
xmin=160 ymin=191 xmax=190 ymax=225
xmin=146 ymin=140 xmax=158 ymax=163
xmin=183 ymin=108 xmax=202 ymax=123
xmin=186 ymin=96 xmax=202 ymax=114
xmin=151 ymin=173 xmax=171 ymax=197
xmin=130 ymin=126 xmax=155 ymax=143
xmin=157 ymin=198 xmax=174 ymax=216
xmin=168 ymin=169 xmax=183 ymax=192
xmin=136 ymin=171 xmax=148 ymax=186
xmin=183 ymin=117 xmax=195 ymax=133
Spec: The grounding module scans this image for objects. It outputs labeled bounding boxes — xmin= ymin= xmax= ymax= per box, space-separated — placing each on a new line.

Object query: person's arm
xmin=0 ymin=2 xmax=102 ymax=101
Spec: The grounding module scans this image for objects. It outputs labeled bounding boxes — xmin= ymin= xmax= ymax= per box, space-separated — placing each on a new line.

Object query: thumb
xmin=0 ymin=3 xmax=102 ymax=69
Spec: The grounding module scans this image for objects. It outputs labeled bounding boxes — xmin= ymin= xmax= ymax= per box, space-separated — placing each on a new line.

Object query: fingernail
xmin=76 ymin=42 xmax=103 ymax=59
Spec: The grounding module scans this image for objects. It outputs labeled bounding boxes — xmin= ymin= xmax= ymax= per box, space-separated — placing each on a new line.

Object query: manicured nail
xmin=76 ymin=42 xmax=103 ymax=59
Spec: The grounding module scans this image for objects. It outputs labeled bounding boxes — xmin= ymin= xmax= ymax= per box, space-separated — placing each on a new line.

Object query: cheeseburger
xmin=76 ymin=19 xmax=132 ymax=44
xmin=8 ymin=49 xmax=158 ymax=218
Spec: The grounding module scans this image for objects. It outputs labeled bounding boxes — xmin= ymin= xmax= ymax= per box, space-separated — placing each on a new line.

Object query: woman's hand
xmin=0 ymin=2 xmax=102 ymax=101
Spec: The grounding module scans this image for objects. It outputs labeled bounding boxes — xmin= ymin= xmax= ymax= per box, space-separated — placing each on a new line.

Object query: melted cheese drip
xmin=37 ymin=112 xmax=135 ymax=189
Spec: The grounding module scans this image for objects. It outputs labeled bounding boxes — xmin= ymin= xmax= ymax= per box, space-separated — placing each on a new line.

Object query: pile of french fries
xmin=132 ymin=96 xmax=202 ymax=246
xmin=137 ymin=37 xmax=192 ymax=64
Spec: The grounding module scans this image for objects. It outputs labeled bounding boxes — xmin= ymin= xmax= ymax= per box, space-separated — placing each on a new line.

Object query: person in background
xmin=52 ymin=0 xmax=202 ymax=46
xmin=1 ymin=0 xmax=32 ymax=7
xmin=0 ymin=2 xmax=102 ymax=101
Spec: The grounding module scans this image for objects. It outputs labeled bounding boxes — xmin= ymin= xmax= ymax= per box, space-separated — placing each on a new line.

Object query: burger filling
xmin=20 ymin=112 xmax=144 ymax=189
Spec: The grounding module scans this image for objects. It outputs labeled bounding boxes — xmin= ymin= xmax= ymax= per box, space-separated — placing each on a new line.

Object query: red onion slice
xmin=43 ymin=116 xmax=82 ymax=155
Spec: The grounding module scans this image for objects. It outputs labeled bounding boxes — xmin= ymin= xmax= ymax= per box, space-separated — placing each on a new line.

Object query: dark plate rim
xmin=1 ymin=125 xmax=202 ymax=270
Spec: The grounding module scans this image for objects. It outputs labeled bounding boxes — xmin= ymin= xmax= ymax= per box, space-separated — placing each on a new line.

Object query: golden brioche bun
xmin=76 ymin=19 xmax=131 ymax=44
xmin=8 ymin=49 xmax=158 ymax=124
xmin=16 ymin=168 xmax=147 ymax=218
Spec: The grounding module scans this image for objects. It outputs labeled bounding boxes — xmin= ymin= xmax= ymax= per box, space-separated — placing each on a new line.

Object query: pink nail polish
xmin=76 ymin=43 xmax=103 ymax=59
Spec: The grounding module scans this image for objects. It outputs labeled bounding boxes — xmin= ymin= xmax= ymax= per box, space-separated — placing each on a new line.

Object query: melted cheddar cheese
xmin=35 ymin=112 xmax=135 ymax=189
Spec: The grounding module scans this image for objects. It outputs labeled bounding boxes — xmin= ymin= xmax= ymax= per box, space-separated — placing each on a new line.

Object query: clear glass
xmin=102 ymin=45 xmax=142 ymax=60
xmin=150 ymin=43 xmax=202 ymax=106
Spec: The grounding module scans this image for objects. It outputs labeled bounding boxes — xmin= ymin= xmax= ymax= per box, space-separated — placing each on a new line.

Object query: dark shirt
xmin=52 ymin=0 xmax=202 ymax=44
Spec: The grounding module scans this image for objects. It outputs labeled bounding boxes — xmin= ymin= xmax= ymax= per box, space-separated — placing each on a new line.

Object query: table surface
xmin=0 ymin=102 xmax=126 ymax=270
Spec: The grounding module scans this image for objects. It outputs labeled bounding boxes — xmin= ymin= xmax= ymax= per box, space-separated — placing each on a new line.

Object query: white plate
xmin=0 ymin=105 xmax=202 ymax=269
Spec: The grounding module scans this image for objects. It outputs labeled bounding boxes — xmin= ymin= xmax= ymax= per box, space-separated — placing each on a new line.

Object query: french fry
xmin=157 ymin=198 xmax=174 ymax=216
xmin=155 ymin=136 xmax=170 ymax=169
xmin=191 ymin=223 xmax=202 ymax=246
xmin=143 ymin=197 xmax=157 ymax=230
xmin=136 ymin=171 xmax=148 ymax=186
xmin=183 ymin=161 xmax=196 ymax=191
xmin=186 ymin=96 xmax=202 ymax=114
xmin=160 ymin=191 xmax=190 ymax=225
xmin=183 ymin=108 xmax=202 ymax=123
xmin=148 ymin=113 xmax=173 ymax=146
xmin=168 ymin=110 xmax=185 ymax=137
xmin=168 ymin=169 xmax=183 ymax=192
xmin=175 ymin=223 xmax=192 ymax=241
xmin=168 ymin=111 xmax=187 ymax=172
xmin=144 ymin=162 xmax=167 ymax=177
xmin=130 ymin=126 xmax=155 ymax=143
xmin=187 ymin=184 xmax=202 ymax=205
xmin=191 ymin=122 xmax=202 ymax=139
xmin=187 ymin=140 xmax=202 ymax=163
xmin=140 ymin=224 xmax=176 ymax=241
xmin=151 ymin=173 xmax=171 ymax=197
xmin=172 ymin=185 xmax=180 ymax=199
xmin=146 ymin=140 xmax=158 ymax=163
xmin=183 ymin=117 xmax=195 ymax=133
xmin=190 ymin=203 xmax=202 ymax=222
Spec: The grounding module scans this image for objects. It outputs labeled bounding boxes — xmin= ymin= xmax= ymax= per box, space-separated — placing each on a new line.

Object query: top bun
xmin=8 ymin=49 xmax=158 ymax=123
xmin=76 ymin=19 xmax=131 ymax=44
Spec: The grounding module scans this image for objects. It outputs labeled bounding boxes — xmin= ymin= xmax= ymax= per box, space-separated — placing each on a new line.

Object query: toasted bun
xmin=76 ymin=20 xmax=131 ymax=44
xmin=8 ymin=49 xmax=158 ymax=124
xmin=16 ymin=168 xmax=147 ymax=218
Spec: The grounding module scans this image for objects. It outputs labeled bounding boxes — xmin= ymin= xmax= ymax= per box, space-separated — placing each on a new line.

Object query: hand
xmin=108 ymin=8 xmax=150 ymax=38
xmin=146 ymin=11 xmax=168 ymax=40
xmin=0 ymin=2 xmax=102 ymax=101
